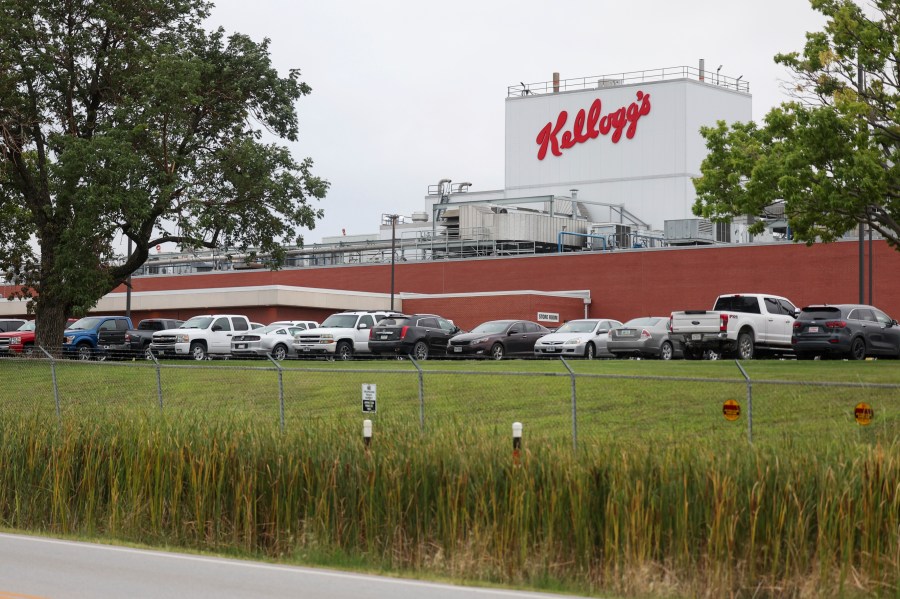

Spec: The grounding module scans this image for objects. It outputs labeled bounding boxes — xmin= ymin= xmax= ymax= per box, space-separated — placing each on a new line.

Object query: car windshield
xmin=471 ymin=321 xmax=512 ymax=334
xmin=624 ymin=317 xmax=661 ymax=327
xmin=179 ymin=316 xmax=213 ymax=329
xmin=555 ymin=320 xmax=599 ymax=334
xmin=18 ymin=321 xmax=36 ymax=331
xmin=67 ymin=317 xmax=104 ymax=331
xmin=800 ymin=307 xmax=842 ymax=320
xmin=320 ymin=314 xmax=360 ymax=328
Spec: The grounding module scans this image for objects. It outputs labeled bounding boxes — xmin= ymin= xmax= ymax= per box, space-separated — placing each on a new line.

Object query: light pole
xmin=389 ymin=214 xmax=398 ymax=311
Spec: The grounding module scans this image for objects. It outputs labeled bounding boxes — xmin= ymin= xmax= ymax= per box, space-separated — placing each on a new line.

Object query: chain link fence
xmin=2 ymin=350 xmax=897 ymax=448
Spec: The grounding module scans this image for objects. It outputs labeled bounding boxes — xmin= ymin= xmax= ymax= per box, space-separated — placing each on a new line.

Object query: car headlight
xmin=64 ymin=336 xmax=74 ymax=344
xmin=320 ymin=334 xmax=334 ymax=341
xmin=10 ymin=336 xmax=20 ymax=345
xmin=471 ymin=337 xmax=489 ymax=344
xmin=175 ymin=334 xmax=190 ymax=343
xmin=565 ymin=338 xmax=583 ymax=345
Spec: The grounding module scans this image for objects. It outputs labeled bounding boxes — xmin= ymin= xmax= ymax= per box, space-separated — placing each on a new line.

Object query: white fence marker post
xmin=363 ymin=419 xmax=373 ymax=448
xmin=512 ymin=421 xmax=522 ymax=465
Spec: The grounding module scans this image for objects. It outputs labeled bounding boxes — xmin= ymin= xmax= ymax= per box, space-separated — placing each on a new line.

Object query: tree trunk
xmin=33 ymin=245 xmax=73 ymax=357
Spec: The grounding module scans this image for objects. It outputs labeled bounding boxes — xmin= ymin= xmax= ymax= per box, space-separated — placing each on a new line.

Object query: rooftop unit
xmin=664 ymin=218 xmax=716 ymax=245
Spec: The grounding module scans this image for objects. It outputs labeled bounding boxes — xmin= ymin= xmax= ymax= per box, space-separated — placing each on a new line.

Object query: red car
xmin=0 ymin=319 xmax=76 ymax=357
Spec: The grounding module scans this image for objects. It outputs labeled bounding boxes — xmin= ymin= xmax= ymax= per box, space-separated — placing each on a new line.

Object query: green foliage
xmin=0 ymin=0 xmax=327 ymax=343
xmin=0 ymin=417 xmax=896 ymax=597
xmin=693 ymin=0 xmax=900 ymax=250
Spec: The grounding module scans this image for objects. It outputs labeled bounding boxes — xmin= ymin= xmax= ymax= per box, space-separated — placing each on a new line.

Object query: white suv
xmin=293 ymin=311 xmax=401 ymax=360
xmin=150 ymin=314 xmax=251 ymax=360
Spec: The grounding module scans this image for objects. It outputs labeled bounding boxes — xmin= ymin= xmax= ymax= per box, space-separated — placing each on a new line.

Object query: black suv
xmin=369 ymin=314 xmax=461 ymax=360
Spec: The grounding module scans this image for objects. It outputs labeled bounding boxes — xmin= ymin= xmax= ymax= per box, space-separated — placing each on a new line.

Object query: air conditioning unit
xmin=664 ymin=219 xmax=715 ymax=245
xmin=587 ymin=223 xmax=632 ymax=250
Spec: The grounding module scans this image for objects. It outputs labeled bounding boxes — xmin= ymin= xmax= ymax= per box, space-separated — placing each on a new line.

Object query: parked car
xmin=120 ymin=319 xmax=185 ymax=358
xmin=792 ymin=304 xmax=900 ymax=360
xmin=369 ymin=314 xmax=461 ymax=360
xmin=150 ymin=314 xmax=252 ymax=360
xmin=669 ymin=293 xmax=799 ymax=359
xmin=63 ymin=316 xmax=134 ymax=360
xmin=293 ymin=311 xmax=402 ymax=360
xmin=250 ymin=322 xmax=265 ymax=330
xmin=608 ymin=316 xmax=681 ymax=360
xmin=533 ymin=318 xmax=623 ymax=359
xmin=231 ymin=324 xmax=304 ymax=361
xmin=448 ymin=320 xmax=550 ymax=360
xmin=0 ymin=321 xmax=33 ymax=356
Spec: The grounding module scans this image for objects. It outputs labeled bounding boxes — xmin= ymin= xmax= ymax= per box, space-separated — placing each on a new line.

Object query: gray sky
xmin=206 ymin=0 xmax=828 ymax=245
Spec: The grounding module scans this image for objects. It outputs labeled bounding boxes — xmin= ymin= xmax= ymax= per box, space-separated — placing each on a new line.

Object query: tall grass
xmin=0 ymin=415 xmax=896 ymax=598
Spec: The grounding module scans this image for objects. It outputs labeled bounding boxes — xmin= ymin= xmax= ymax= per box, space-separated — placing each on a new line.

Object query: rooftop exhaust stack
xmin=553 ymin=72 xmax=560 ymax=93
xmin=699 ymin=58 xmax=705 ymax=82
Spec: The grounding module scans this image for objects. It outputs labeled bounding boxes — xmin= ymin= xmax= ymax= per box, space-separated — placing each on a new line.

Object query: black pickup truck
xmin=122 ymin=318 xmax=184 ymax=358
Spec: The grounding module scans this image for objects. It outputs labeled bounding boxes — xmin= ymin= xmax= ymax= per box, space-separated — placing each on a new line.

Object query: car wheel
xmin=584 ymin=343 xmax=595 ymax=360
xmin=336 ymin=340 xmax=354 ymax=361
xmin=272 ymin=344 xmax=288 ymax=361
xmin=22 ymin=344 xmax=34 ymax=358
xmin=76 ymin=344 xmax=92 ymax=361
xmin=411 ymin=340 xmax=429 ymax=361
xmin=737 ymin=331 xmax=755 ymax=360
xmin=144 ymin=346 xmax=154 ymax=360
xmin=850 ymin=337 xmax=866 ymax=360
xmin=190 ymin=341 xmax=207 ymax=361
xmin=704 ymin=349 xmax=720 ymax=361
xmin=490 ymin=343 xmax=505 ymax=360
xmin=659 ymin=341 xmax=674 ymax=361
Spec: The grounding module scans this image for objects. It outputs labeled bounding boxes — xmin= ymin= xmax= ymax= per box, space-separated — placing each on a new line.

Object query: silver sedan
xmin=607 ymin=316 xmax=681 ymax=360
xmin=533 ymin=319 xmax=623 ymax=359
xmin=231 ymin=325 xmax=302 ymax=361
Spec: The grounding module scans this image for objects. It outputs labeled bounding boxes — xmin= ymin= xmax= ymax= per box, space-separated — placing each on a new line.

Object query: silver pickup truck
xmin=669 ymin=293 xmax=799 ymax=360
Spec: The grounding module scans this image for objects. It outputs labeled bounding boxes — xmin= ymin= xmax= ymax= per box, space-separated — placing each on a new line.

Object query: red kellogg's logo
xmin=536 ymin=91 xmax=652 ymax=160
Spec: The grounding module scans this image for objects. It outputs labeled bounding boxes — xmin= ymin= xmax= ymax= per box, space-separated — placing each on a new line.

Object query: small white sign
xmin=362 ymin=383 xmax=377 ymax=413
xmin=537 ymin=312 xmax=560 ymax=323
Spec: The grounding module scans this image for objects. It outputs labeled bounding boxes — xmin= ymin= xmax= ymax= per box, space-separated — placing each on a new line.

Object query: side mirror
xmin=793 ymin=309 xmax=800 ymax=318
xmin=598 ymin=329 xmax=609 ymax=335
xmin=891 ymin=320 xmax=899 ymax=327
xmin=508 ymin=329 xmax=520 ymax=335
xmin=212 ymin=325 xmax=223 ymax=332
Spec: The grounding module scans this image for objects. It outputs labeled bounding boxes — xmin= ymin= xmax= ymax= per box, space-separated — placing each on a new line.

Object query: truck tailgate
xmin=670 ymin=311 xmax=723 ymax=334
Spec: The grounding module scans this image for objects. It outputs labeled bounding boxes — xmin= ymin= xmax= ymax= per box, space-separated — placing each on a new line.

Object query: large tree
xmin=0 ymin=0 xmax=327 ymax=350
xmin=693 ymin=0 xmax=900 ymax=249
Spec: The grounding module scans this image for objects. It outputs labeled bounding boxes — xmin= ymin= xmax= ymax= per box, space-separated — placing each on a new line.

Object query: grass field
xmin=0 ymin=356 xmax=898 ymax=597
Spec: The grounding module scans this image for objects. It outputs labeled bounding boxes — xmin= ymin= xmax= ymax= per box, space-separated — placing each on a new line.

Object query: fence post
xmin=39 ymin=346 xmax=61 ymax=425
xmin=734 ymin=360 xmax=753 ymax=444
xmin=265 ymin=354 xmax=285 ymax=432
xmin=408 ymin=356 xmax=426 ymax=432
xmin=149 ymin=350 xmax=164 ymax=411
xmin=560 ymin=357 xmax=578 ymax=451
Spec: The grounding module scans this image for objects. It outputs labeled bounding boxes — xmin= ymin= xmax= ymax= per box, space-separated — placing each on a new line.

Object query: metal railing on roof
xmin=508 ymin=66 xmax=749 ymax=97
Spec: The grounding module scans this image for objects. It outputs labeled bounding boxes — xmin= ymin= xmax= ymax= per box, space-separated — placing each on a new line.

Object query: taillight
xmin=641 ymin=328 xmax=651 ymax=339
xmin=369 ymin=329 xmax=374 ymax=338
xmin=400 ymin=326 xmax=409 ymax=339
xmin=792 ymin=321 xmax=802 ymax=329
xmin=667 ymin=317 xmax=673 ymax=332
xmin=720 ymin=314 xmax=729 ymax=332
xmin=825 ymin=320 xmax=847 ymax=328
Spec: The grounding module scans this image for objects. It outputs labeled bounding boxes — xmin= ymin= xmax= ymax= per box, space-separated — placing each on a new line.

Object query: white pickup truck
xmin=292 ymin=310 xmax=402 ymax=360
xmin=150 ymin=314 xmax=252 ymax=360
xmin=668 ymin=294 xmax=799 ymax=360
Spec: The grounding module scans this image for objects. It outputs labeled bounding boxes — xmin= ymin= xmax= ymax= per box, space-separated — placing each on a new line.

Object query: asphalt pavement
xmin=0 ymin=533 xmax=590 ymax=599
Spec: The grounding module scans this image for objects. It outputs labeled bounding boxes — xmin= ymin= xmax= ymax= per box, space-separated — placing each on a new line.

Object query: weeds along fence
xmin=3 ymin=352 xmax=898 ymax=449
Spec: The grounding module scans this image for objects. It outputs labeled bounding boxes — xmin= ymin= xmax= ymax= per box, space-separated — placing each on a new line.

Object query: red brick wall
xmin=402 ymin=295 xmax=586 ymax=331
xmin=5 ymin=240 xmax=899 ymax=324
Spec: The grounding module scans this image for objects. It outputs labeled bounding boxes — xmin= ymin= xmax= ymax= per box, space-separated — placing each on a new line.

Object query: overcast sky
xmin=205 ymin=0 xmax=828 ymax=245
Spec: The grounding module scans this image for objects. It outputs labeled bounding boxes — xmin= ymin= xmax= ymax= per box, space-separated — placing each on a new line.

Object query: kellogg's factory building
xmin=2 ymin=65 xmax=898 ymax=328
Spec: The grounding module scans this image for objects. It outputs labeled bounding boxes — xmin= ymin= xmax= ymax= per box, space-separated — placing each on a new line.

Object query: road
xmin=0 ymin=533 xmax=588 ymax=599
